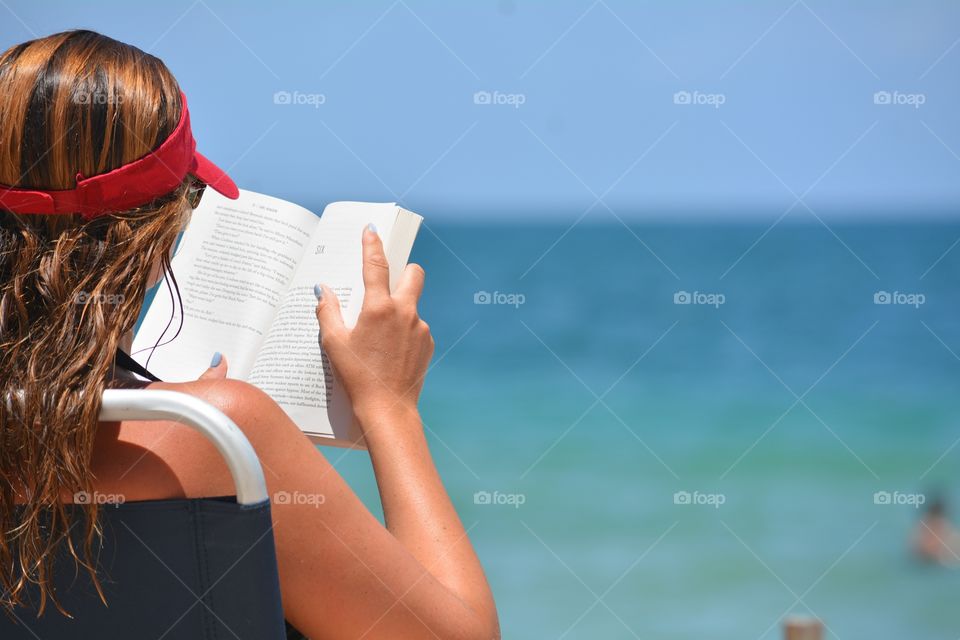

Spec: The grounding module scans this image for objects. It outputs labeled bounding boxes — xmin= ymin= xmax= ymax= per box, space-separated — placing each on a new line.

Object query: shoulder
xmin=153 ymin=378 xmax=274 ymax=416
xmin=140 ymin=378 xmax=307 ymax=451
xmin=111 ymin=378 xmax=324 ymax=499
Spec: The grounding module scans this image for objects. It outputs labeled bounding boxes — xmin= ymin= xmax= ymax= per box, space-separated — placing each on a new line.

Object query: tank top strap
xmin=114 ymin=348 xmax=162 ymax=382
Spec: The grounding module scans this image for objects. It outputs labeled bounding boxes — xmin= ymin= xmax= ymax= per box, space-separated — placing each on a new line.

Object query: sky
xmin=1 ymin=0 xmax=959 ymax=219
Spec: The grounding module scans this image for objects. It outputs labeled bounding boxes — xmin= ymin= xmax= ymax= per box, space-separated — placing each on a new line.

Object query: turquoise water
xmin=328 ymin=218 xmax=960 ymax=639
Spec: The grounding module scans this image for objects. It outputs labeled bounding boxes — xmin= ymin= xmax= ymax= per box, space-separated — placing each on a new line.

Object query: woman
xmin=0 ymin=30 xmax=499 ymax=639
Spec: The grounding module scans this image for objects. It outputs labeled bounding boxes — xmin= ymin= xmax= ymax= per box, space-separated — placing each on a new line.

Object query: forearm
xmin=358 ymin=403 xmax=499 ymax=635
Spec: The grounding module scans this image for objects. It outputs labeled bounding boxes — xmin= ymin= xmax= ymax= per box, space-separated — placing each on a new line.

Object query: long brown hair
xmin=0 ymin=30 xmax=193 ymax=614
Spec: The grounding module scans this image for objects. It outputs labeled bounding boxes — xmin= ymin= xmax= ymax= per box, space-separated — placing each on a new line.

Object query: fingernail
xmin=366 ymin=223 xmax=377 ymax=235
xmin=210 ymin=351 xmax=222 ymax=367
xmin=314 ymin=284 xmax=323 ymax=300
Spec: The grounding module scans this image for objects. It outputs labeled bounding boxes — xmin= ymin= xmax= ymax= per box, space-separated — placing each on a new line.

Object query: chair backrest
xmin=0 ymin=389 xmax=287 ymax=639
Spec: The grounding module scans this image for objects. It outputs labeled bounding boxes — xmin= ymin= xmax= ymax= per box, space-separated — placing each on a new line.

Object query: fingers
xmin=199 ymin=351 xmax=228 ymax=380
xmin=315 ymin=283 xmax=346 ymax=336
xmin=361 ymin=224 xmax=391 ymax=304
xmin=393 ymin=263 xmax=425 ymax=306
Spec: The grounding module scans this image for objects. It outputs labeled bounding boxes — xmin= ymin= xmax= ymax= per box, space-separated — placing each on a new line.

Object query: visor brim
xmin=192 ymin=151 xmax=239 ymax=199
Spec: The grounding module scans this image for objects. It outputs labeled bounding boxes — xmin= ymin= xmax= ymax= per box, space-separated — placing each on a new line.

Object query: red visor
xmin=0 ymin=92 xmax=238 ymax=219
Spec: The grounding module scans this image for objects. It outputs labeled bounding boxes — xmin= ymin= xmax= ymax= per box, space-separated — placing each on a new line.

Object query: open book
xmin=132 ymin=189 xmax=423 ymax=448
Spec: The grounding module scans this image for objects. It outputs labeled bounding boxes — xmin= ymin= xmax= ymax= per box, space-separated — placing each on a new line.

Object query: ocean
xmin=326 ymin=218 xmax=960 ymax=639
xmin=138 ymin=216 xmax=960 ymax=638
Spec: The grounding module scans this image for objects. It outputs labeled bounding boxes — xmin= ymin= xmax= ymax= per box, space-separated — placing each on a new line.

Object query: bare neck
xmin=119 ymin=329 xmax=134 ymax=354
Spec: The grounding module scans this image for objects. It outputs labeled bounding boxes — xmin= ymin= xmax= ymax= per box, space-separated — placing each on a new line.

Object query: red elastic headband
xmin=0 ymin=91 xmax=238 ymax=219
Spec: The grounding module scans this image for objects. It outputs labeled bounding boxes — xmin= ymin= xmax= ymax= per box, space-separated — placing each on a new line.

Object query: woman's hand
xmin=314 ymin=225 xmax=434 ymax=426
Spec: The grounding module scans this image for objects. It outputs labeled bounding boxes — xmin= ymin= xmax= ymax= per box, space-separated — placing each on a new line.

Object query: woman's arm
xmin=315 ymin=226 xmax=498 ymax=636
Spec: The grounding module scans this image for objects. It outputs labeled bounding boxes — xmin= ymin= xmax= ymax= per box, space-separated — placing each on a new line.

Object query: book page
xmin=247 ymin=203 xmax=410 ymax=444
xmin=132 ymin=189 xmax=319 ymax=380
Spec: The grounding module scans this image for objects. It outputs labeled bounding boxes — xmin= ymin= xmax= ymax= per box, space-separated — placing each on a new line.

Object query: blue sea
xmin=326 ymin=218 xmax=960 ymax=639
